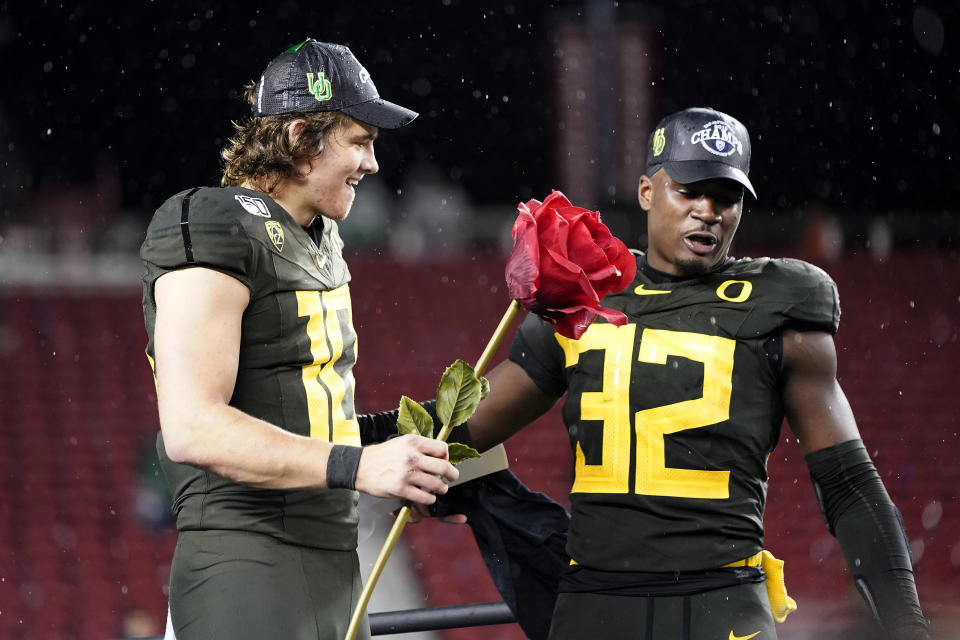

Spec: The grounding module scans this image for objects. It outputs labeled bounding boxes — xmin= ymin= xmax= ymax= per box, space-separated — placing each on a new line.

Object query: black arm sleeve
xmin=806 ymin=439 xmax=930 ymax=640
xmin=357 ymin=399 xmax=473 ymax=447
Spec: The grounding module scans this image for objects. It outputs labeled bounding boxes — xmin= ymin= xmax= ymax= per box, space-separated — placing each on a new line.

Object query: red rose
xmin=347 ymin=192 xmax=636 ymax=634
xmin=505 ymin=190 xmax=637 ymax=339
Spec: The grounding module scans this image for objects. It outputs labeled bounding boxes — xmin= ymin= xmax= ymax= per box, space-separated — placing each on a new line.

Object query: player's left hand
xmin=402 ymin=502 xmax=467 ymax=525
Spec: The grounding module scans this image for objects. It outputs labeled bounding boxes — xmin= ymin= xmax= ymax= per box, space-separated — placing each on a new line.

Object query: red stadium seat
xmin=0 ymin=250 xmax=956 ymax=639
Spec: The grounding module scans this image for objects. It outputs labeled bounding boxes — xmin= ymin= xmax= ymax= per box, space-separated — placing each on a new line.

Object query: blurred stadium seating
xmin=0 ymin=249 xmax=956 ymax=639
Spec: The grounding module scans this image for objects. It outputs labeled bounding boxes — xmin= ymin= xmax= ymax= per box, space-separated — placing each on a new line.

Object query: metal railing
xmin=116 ymin=602 xmax=517 ymax=640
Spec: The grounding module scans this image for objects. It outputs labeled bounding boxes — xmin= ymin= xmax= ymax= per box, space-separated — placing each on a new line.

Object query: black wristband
xmin=326 ymin=444 xmax=363 ymax=490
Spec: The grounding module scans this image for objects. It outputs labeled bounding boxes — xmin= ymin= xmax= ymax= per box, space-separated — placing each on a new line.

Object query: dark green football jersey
xmin=511 ymin=254 xmax=840 ymax=571
xmin=141 ymin=186 xmax=362 ymax=550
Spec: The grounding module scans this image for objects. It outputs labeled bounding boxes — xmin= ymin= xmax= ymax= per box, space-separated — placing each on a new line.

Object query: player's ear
xmin=287 ymin=119 xmax=306 ymax=146
xmin=638 ymin=174 xmax=654 ymax=212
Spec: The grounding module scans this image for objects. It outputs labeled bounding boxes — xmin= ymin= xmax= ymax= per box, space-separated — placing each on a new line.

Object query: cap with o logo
xmin=253 ymin=38 xmax=417 ymax=130
xmin=646 ymin=107 xmax=756 ymax=198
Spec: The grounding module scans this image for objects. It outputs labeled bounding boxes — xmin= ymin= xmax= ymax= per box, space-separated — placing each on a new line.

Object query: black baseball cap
xmin=252 ymin=38 xmax=418 ymax=129
xmin=645 ymin=107 xmax=756 ymax=198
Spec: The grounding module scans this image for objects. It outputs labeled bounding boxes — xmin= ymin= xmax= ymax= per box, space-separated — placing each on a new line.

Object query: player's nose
xmin=690 ymin=196 xmax=722 ymax=223
xmin=360 ymin=144 xmax=379 ymax=175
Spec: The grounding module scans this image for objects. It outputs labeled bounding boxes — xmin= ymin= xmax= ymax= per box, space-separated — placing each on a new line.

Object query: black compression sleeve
xmin=357 ymin=407 xmax=407 ymax=445
xmin=357 ymin=399 xmax=473 ymax=446
xmin=806 ymin=439 xmax=930 ymax=640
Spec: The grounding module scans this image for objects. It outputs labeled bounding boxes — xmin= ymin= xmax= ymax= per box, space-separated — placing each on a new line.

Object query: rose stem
xmin=343 ymin=299 xmax=523 ymax=640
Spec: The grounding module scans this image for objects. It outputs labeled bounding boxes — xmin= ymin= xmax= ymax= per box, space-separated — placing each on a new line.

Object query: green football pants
xmin=168 ymin=529 xmax=370 ymax=640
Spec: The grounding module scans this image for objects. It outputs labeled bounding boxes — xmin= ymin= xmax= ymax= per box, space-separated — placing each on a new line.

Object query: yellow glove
xmin=760 ymin=550 xmax=798 ymax=623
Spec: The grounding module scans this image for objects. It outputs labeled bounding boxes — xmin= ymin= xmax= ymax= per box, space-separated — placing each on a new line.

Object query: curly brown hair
xmin=220 ymin=81 xmax=351 ymax=195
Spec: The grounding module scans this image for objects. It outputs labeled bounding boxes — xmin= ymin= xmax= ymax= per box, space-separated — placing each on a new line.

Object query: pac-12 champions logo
xmin=690 ymin=121 xmax=743 ymax=157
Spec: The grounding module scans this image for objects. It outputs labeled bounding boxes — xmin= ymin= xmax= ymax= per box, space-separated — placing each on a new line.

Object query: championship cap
xmin=252 ymin=38 xmax=418 ymax=129
xmin=645 ymin=107 xmax=756 ymax=198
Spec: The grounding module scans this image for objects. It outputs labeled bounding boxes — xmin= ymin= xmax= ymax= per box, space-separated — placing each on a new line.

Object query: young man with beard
xmin=141 ymin=39 xmax=459 ymax=640
xmin=460 ymin=107 xmax=929 ymax=639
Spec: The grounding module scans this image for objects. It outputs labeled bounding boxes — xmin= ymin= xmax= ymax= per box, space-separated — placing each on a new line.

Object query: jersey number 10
xmin=297 ymin=285 xmax=361 ymax=446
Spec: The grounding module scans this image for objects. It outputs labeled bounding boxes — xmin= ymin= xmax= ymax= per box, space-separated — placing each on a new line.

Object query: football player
xmin=141 ymin=39 xmax=459 ymax=640
xmin=461 ymin=108 xmax=930 ymax=640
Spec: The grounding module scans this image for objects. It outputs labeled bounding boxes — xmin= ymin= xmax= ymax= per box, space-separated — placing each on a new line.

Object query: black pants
xmin=168 ymin=529 xmax=370 ymax=640
xmin=548 ymin=582 xmax=777 ymax=640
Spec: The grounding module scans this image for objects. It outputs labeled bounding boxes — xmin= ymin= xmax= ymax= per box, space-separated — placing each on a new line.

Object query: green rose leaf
xmin=396 ymin=396 xmax=435 ymax=438
xmin=436 ymin=359 xmax=482 ymax=429
xmin=448 ymin=442 xmax=481 ymax=465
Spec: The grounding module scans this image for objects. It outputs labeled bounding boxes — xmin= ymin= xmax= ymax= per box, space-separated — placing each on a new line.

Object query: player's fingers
xmin=405 ymin=503 xmax=431 ymax=523
xmin=414 ymin=454 xmax=459 ymax=484
xmin=398 ymin=484 xmax=439 ymax=506
xmin=405 ymin=469 xmax=450 ymax=496
xmin=438 ymin=514 xmax=468 ymax=525
xmin=404 ymin=505 xmax=467 ymax=525
xmin=411 ymin=435 xmax=450 ymax=460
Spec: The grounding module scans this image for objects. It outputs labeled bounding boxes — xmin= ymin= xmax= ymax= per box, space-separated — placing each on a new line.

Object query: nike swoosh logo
xmin=729 ymin=631 xmax=761 ymax=640
xmin=634 ymin=284 xmax=671 ymax=296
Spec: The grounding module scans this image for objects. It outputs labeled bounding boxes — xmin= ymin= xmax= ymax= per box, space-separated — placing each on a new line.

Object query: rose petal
xmin=542 ymin=307 xmax=597 ymax=340
xmin=542 ymin=304 xmax=628 ymax=339
xmin=505 ymin=209 xmax=541 ymax=301
xmin=540 ymin=191 xmax=572 ymax=210
xmin=543 ymin=303 xmax=630 ymax=339
xmin=591 ymin=305 xmax=629 ymax=327
xmin=538 ymin=250 xmax=600 ymax=310
xmin=535 ymin=209 xmax=571 ymax=262
xmin=565 ymin=216 xmax=611 ymax=273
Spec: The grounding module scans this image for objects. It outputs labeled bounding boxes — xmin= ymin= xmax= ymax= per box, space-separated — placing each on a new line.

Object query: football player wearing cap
xmin=141 ymin=39 xmax=459 ymax=640
xmin=459 ymin=107 xmax=929 ymax=639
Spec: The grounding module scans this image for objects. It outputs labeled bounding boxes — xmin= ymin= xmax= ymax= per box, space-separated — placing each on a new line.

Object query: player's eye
xmin=715 ymin=190 xmax=743 ymax=207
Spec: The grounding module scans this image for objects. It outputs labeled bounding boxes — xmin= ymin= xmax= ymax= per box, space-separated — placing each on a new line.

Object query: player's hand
xmin=354 ymin=434 xmax=459 ymax=505
xmin=405 ymin=502 xmax=468 ymax=525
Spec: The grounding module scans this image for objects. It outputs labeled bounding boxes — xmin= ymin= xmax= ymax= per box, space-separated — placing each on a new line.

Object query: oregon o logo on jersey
xmin=716 ymin=280 xmax=753 ymax=302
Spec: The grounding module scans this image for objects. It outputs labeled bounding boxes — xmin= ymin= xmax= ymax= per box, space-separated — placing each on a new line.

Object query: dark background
xmin=0 ymin=4 xmax=957 ymax=639
xmin=0 ymin=0 xmax=955 ymax=226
